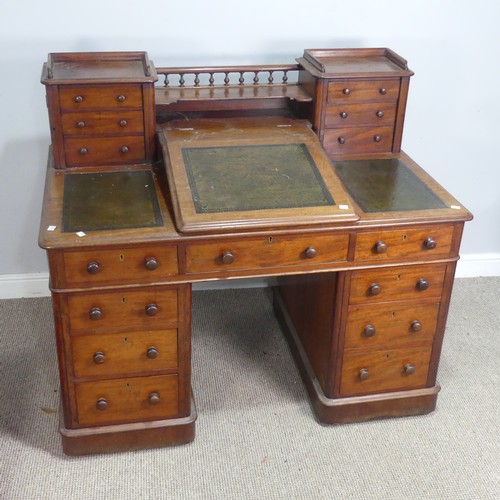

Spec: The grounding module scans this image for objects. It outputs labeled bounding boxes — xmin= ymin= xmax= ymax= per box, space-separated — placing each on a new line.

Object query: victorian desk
xmin=39 ymin=49 xmax=472 ymax=455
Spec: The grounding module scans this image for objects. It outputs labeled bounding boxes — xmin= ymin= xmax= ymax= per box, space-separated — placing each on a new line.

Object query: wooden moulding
xmin=273 ymin=290 xmax=439 ymax=424
xmin=59 ymin=393 xmax=197 ymax=456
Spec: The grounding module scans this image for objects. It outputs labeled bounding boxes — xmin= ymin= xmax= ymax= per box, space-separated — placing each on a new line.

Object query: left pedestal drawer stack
xmin=47 ymin=245 xmax=195 ymax=455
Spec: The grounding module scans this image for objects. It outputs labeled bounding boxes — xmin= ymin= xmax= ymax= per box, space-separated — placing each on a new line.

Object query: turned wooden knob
xmin=416 ymin=278 xmax=429 ymax=291
xmin=423 ymin=237 xmax=437 ymax=250
xmin=338 ymin=136 xmax=346 ymax=144
xmin=376 ymin=110 xmax=384 ymax=118
xmin=144 ymin=257 xmax=158 ymax=270
xmin=221 ymin=251 xmax=234 ymax=265
xmin=148 ymin=392 xmax=160 ymax=405
xmin=147 ymin=347 xmax=158 ymax=359
xmin=359 ymin=368 xmax=370 ymax=380
xmin=117 ymin=94 xmax=126 ymax=102
xmin=87 ymin=261 xmax=101 ymax=274
xmin=96 ymin=398 xmax=108 ymax=410
xmin=74 ymin=95 xmax=84 ymax=103
xmin=79 ymin=147 xmax=88 ymax=155
xmin=305 ymin=246 xmax=317 ymax=259
xmin=145 ymin=303 xmax=158 ymax=316
xmin=119 ymin=119 xmax=128 ymax=127
xmin=368 ymin=283 xmax=381 ymax=296
xmin=340 ymin=111 xmax=348 ymax=119
xmin=363 ymin=325 xmax=376 ymax=337
xmin=93 ymin=351 xmax=105 ymax=364
xmin=374 ymin=241 xmax=387 ymax=254
xmin=404 ymin=364 xmax=416 ymax=375
xmin=89 ymin=307 xmax=102 ymax=321
xmin=342 ymin=88 xmax=351 ymax=95
xmin=76 ymin=121 xmax=86 ymax=128
xmin=120 ymin=146 xmax=129 ymax=154
xmin=411 ymin=320 xmax=423 ymax=332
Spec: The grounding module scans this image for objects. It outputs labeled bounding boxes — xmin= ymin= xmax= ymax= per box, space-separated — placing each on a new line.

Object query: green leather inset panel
xmin=182 ymin=143 xmax=335 ymax=213
xmin=334 ymin=158 xmax=447 ymax=213
xmin=62 ymin=170 xmax=163 ymax=232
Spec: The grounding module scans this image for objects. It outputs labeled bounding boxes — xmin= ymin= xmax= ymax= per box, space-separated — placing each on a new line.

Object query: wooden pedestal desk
xmin=39 ymin=49 xmax=472 ymax=455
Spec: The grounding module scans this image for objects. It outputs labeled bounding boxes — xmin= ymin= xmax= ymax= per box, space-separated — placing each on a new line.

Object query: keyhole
xmin=121 ymin=297 xmax=126 ymax=304
xmin=268 ymin=236 xmax=274 ymax=243
xmin=391 ymin=311 xmax=397 ymax=318
xmin=402 ymin=234 xmax=408 ymax=241
xmin=123 ymin=337 xmax=128 ymax=343
xmin=119 ymin=254 xmax=125 ymax=262
xmin=397 ymin=274 xmax=401 ymax=280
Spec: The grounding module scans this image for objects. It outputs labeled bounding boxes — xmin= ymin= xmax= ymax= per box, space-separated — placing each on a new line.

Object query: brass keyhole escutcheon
xmin=268 ymin=236 xmax=274 ymax=243
xmin=402 ymin=234 xmax=408 ymax=241
xmin=121 ymin=297 xmax=126 ymax=304
xmin=119 ymin=254 xmax=125 ymax=262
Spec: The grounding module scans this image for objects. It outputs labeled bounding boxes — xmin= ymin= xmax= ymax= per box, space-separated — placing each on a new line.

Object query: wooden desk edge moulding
xmin=39 ymin=48 xmax=472 ymax=455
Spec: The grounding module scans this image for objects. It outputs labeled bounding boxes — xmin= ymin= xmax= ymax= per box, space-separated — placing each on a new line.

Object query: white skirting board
xmin=0 ymin=254 xmax=499 ymax=299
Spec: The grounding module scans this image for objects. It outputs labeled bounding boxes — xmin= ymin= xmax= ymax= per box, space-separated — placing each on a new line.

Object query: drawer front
xmin=354 ymin=226 xmax=454 ymax=261
xmin=327 ymin=79 xmax=400 ymax=103
xmin=340 ymin=347 xmax=432 ymax=396
xmin=59 ymin=85 xmax=143 ymax=110
xmin=345 ymin=302 xmax=439 ymax=349
xmin=323 ymin=127 xmax=394 ymax=155
xmin=349 ymin=264 xmax=447 ymax=305
xmin=325 ymin=102 xmax=397 ymax=127
xmin=68 ymin=287 xmax=178 ymax=334
xmin=72 ymin=329 xmax=178 ymax=378
xmin=63 ymin=246 xmax=178 ymax=287
xmin=185 ymin=233 xmax=349 ymax=274
xmin=75 ymin=374 xmax=179 ymax=426
xmin=61 ymin=110 xmax=144 ymax=136
xmin=64 ymin=135 xmax=145 ymax=166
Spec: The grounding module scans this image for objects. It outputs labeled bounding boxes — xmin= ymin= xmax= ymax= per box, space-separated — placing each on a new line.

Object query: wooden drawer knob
xmin=416 ymin=278 xmax=429 ymax=291
xmin=76 ymin=121 xmax=86 ymax=128
xmin=144 ymin=257 xmax=158 ymax=271
xmin=342 ymin=88 xmax=351 ymax=95
xmin=404 ymin=363 xmax=416 ymax=375
xmin=411 ymin=320 xmax=423 ymax=332
xmin=376 ymin=110 xmax=384 ymax=118
xmin=423 ymin=237 xmax=437 ymax=250
xmin=221 ymin=251 xmax=234 ymax=265
xmin=96 ymin=398 xmax=108 ymax=411
xmin=340 ymin=111 xmax=348 ymax=119
xmin=359 ymin=368 xmax=370 ymax=380
xmin=74 ymin=95 xmax=84 ymax=103
xmin=89 ymin=307 xmax=102 ymax=321
xmin=117 ymin=94 xmax=126 ymax=102
xmin=119 ymin=119 xmax=128 ymax=127
xmin=374 ymin=241 xmax=387 ymax=254
xmin=148 ymin=392 xmax=160 ymax=405
xmin=338 ymin=136 xmax=346 ymax=145
xmin=93 ymin=351 xmax=105 ymax=364
xmin=87 ymin=261 xmax=101 ymax=274
xmin=305 ymin=246 xmax=317 ymax=259
xmin=363 ymin=325 xmax=376 ymax=337
xmin=147 ymin=347 xmax=158 ymax=359
xmin=368 ymin=283 xmax=381 ymax=296
xmin=145 ymin=303 xmax=158 ymax=316
xmin=79 ymin=147 xmax=88 ymax=155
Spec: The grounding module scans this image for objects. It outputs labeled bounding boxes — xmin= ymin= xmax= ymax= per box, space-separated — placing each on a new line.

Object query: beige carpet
xmin=1 ymin=278 xmax=499 ymax=499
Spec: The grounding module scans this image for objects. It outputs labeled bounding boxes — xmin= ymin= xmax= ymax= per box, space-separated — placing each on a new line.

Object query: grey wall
xmin=1 ymin=0 xmax=499 ymax=277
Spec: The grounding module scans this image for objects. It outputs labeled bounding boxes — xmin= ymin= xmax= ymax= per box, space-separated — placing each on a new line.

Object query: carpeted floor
xmin=1 ymin=278 xmax=499 ymax=499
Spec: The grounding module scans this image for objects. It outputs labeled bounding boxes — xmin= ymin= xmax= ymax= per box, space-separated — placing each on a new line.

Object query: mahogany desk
xmin=39 ymin=49 xmax=472 ymax=455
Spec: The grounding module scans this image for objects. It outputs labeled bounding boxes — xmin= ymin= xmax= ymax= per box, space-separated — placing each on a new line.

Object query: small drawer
xmin=349 ymin=263 xmax=447 ymax=305
xmin=344 ymin=302 xmax=439 ymax=349
xmin=64 ymin=135 xmax=145 ymax=166
xmin=72 ymin=329 xmax=178 ymax=378
xmin=354 ymin=226 xmax=454 ymax=261
xmin=59 ymin=85 xmax=143 ymax=111
xmin=324 ymin=102 xmax=397 ymax=127
xmin=340 ymin=346 xmax=432 ymax=396
xmin=327 ymin=79 xmax=400 ymax=103
xmin=63 ymin=245 xmax=178 ymax=287
xmin=67 ymin=287 xmax=178 ymax=334
xmin=185 ymin=233 xmax=349 ymax=274
xmin=61 ymin=110 xmax=144 ymax=136
xmin=323 ymin=127 xmax=394 ymax=155
xmin=75 ymin=374 xmax=179 ymax=426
